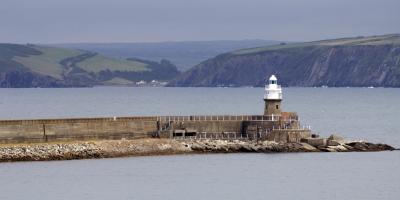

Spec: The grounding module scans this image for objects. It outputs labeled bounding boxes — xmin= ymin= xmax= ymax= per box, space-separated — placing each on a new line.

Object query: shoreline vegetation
xmin=0 ymin=138 xmax=396 ymax=162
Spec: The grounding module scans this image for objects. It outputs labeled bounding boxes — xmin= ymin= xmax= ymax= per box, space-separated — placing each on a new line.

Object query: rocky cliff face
xmin=0 ymin=71 xmax=67 ymax=88
xmin=168 ymin=35 xmax=400 ymax=87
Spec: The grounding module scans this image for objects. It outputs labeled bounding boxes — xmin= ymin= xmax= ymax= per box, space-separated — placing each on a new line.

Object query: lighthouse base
xmin=264 ymin=99 xmax=282 ymax=115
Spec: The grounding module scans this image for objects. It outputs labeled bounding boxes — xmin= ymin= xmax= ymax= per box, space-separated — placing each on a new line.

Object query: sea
xmin=0 ymin=87 xmax=399 ymax=200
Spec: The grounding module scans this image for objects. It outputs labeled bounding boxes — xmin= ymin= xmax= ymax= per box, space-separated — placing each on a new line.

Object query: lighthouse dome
xmin=269 ymin=75 xmax=277 ymax=81
xmin=268 ymin=75 xmax=278 ymax=85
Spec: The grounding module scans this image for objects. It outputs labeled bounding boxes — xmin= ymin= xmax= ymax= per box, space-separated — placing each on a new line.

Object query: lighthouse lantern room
xmin=264 ymin=75 xmax=282 ymax=116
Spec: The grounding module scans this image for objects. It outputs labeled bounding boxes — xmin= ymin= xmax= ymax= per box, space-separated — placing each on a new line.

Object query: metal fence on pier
xmin=157 ymin=115 xmax=286 ymax=122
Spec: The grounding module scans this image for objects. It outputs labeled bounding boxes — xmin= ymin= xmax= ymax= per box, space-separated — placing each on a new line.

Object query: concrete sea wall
xmin=0 ymin=117 xmax=158 ymax=143
xmin=0 ymin=113 xmax=307 ymax=143
xmin=169 ymin=120 xmax=243 ymax=135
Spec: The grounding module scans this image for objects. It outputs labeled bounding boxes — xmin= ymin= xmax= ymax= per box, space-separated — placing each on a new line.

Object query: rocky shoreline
xmin=0 ymin=138 xmax=396 ymax=162
xmin=186 ymin=139 xmax=395 ymax=153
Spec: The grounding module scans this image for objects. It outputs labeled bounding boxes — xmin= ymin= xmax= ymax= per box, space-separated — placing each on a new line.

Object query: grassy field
xmin=232 ymin=34 xmax=400 ymax=55
xmin=76 ymin=54 xmax=149 ymax=73
xmin=12 ymin=45 xmax=151 ymax=79
xmin=103 ymin=77 xmax=134 ymax=85
xmin=13 ymin=45 xmax=84 ymax=79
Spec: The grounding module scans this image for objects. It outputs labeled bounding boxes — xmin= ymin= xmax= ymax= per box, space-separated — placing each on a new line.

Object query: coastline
xmin=0 ymin=138 xmax=395 ymax=162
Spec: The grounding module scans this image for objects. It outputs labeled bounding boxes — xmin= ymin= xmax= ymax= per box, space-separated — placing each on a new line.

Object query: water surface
xmin=0 ymin=87 xmax=399 ymax=200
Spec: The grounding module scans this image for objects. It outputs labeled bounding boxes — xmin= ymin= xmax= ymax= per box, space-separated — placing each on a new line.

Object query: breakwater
xmin=0 ymin=113 xmax=309 ymax=143
xmin=0 ymin=139 xmax=395 ymax=162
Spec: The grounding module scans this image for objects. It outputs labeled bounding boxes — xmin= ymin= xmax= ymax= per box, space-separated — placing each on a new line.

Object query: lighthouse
xmin=264 ymin=75 xmax=282 ymax=115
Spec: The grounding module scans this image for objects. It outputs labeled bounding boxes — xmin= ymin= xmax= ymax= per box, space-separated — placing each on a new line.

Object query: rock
xmin=249 ymin=144 xmax=260 ymax=152
xmin=327 ymin=145 xmax=348 ymax=152
xmin=342 ymin=144 xmax=354 ymax=151
xmin=158 ymin=144 xmax=172 ymax=151
xmin=327 ymin=134 xmax=345 ymax=146
xmin=364 ymin=143 xmax=395 ymax=151
xmin=316 ymin=146 xmax=331 ymax=152
xmin=282 ymin=143 xmax=299 ymax=152
xmin=328 ymin=134 xmax=344 ymax=141
xmin=0 ymin=138 xmax=396 ymax=162
xmin=346 ymin=142 xmax=395 ymax=151
xmin=347 ymin=142 xmax=368 ymax=151
xmin=227 ymin=144 xmax=241 ymax=152
xmin=239 ymin=145 xmax=253 ymax=152
xmin=190 ymin=143 xmax=205 ymax=151
xmin=324 ymin=147 xmax=338 ymax=152
xmin=299 ymin=143 xmax=318 ymax=152
xmin=262 ymin=140 xmax=278 ymax=146
xmin=327 ymin=140 xmax=341 ymax=146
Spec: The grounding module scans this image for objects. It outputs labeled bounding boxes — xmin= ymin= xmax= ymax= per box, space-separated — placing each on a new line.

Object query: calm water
xmin=0 ymin=87 xmax=399 ymax=200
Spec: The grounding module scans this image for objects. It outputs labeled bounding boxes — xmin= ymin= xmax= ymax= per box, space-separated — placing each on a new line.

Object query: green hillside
xmin=0 ymin=44 xmax=180 ymax=87
xmin=13 ymin=46 xmax=83 ymax=79
xmin=233 ymin=34 xmax=400 ymax=55
xmin=76 ymin=54 xmax=149 ymax=73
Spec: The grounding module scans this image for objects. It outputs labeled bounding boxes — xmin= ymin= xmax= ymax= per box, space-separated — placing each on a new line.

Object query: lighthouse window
xmin=276 ymin=105 xmax=279 ymax=109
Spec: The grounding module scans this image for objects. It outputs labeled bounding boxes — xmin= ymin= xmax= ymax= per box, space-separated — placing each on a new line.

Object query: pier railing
xmin=156 ymin=115 xmax=293 ymax=122
xmin=0 ymin=114 xmax=299 ymax=125
xmin=172 ymin=131 xmax=265 ymax=141
xmin=172 ymin=125 xmax=312 ymax=141
xmin=0 ymin=116 xmax=158 ymax=125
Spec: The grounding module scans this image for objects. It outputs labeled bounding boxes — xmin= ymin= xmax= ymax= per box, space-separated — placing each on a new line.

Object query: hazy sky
xmin=1 ymin=0 xmax=399 ymax=43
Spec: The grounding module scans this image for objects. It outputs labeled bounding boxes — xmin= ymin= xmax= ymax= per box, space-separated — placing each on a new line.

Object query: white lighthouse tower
xmin=264 ymin=75 xmax=282 ymax=115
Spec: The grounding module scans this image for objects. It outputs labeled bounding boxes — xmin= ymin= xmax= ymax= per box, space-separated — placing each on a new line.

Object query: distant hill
xmin=52 ymin=40 xmax=282 ymax=71
xmin=0 ymin=44 xmax=179 ymax=87
xmin=168 ymin=34 xmax=400 ymax=87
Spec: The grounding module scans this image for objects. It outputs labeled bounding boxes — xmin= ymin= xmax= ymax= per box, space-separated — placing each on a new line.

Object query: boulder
xmin=300 ymin=143 xmax=318 ymax=152
xmin=327 ymin=140 xmax=341 ymax=146
xmin=344 ymin=142 xmax=395 ymax=151
xmin=324 ymin=147 xmax=338 ymax=152
xmin=327 ymin=145 xmax=348 ymax=152
xmin=189 ymin=143 xmax=205 ymax=151
xmin=342 ymin=144 xmax=354 ymax=151
xmin=328 ymin=134 xmax=344 ymax=141
xmin=347 ymin=142 xmax=368 ymax=151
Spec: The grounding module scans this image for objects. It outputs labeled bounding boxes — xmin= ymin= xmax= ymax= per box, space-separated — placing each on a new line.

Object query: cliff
xmin=168 ymin=34 xmax=400 ymax=87
xmin=0 ymin=44 xmax=179 ymax=88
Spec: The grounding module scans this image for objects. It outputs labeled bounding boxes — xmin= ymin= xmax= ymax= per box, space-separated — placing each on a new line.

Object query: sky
xmin=1 ymin=0 xmax=399 ymax=43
